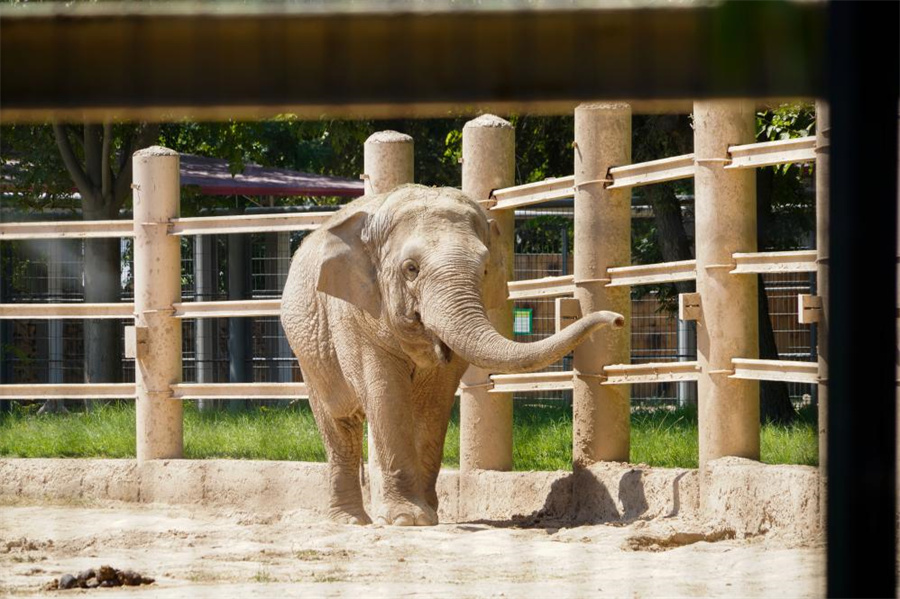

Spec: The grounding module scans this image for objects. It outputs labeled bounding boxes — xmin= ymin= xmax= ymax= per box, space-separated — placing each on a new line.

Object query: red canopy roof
xmin=179 ymin=154 xmax=364 ymax=197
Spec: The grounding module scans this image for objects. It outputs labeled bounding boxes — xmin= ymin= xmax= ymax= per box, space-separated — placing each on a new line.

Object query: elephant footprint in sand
xmin=280 ymin=184 xmax=624 ymax=526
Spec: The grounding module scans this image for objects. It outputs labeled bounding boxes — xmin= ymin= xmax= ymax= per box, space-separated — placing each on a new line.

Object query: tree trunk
xmin=82 ymin=124 xmax=123 ymax=398
xmin=83 ymin=232 xmax=123 ymax=390
xmin=52 ymin=122 xmax=159 ymax=406
xmin=756 ymin=168 xmax=796 ymax=424
xmin=757 ymin=278 xmax=796 ymax=424
xmin=644 ymin=183 xmax=694 ymax=293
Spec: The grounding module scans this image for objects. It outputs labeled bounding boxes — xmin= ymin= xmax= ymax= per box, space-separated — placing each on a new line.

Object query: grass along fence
xmin=0 ymin=401 xmax=817 ymax=470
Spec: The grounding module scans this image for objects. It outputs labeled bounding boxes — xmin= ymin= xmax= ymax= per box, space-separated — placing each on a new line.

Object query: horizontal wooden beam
xmin=726 ymin=136 xmax=816 ymax=170
xmin=508 ymin=275 xmax=576 ymax=301
xmin=730 ymin=250 xmax=817 ymax=274
xmin=603 ymin=361 xmax=700 ymax=385
xmin=730 ymin=358 xmax=819 ymax=384
xmin=0 ymin=303 xmax=135 ymax=319
xmin=606 ymin=259 xmax=697 ymax=287
xmin=607 ymin=153 xmax=695 ymax=189
xmin=0 ymin=383 xmax=136 ymax=399
xmin=0 ymin=383 xmax=315 ymax=400
xmin=0 ymin=300 xmax=291 ymax=319
xmin=169 ymin=213 xmax=330 ymax=236
xmin=490 ymin=176 xmax=574 ymax=211
xmin=0 ymin=220 xmax=133 ymax=240
xmin=171 ymin=382 xmax=308 ymax=400
xmin=173 ymin=300 xmax=281 ymax=319
xmin=489 ymin=371 xmax=574 ymax=394
xmin=1 ymin=3 xmax=825 ymax=122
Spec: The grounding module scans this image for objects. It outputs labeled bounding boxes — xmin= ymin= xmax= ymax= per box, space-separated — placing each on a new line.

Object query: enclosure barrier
xmin=459 ymin=115 xmax=516 ymax=472
xmin=361 ymin=130 xmax=415 ymax=511
xmin=571 ymin=103 xmax=632 ymax=464
xmin=0 ymin=104 xmax=825 ymax=470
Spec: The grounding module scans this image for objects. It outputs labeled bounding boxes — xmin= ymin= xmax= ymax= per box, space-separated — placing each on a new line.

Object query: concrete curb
xmin=0 ymin=458 xmax=819 ymax=537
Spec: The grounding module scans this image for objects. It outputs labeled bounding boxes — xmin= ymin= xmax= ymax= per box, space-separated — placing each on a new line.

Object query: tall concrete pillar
xmin=133 ymin=146 xmax=183 ymax=461
xmin=460 ymin=114 xmax=515 ymax=472
xmin=572 ymin=103 xmax=632 ymax=465
xmin=362 ymin=130 xmax=414 ymax=506
xmin=693 ymin=100 xmax=759 ymax=467
xmin=815 ymin=100 xmax=830 ymax=525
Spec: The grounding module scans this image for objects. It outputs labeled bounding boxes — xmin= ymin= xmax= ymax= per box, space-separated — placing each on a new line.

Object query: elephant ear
xmin=316 ymin=210 xmax=382 ymax=318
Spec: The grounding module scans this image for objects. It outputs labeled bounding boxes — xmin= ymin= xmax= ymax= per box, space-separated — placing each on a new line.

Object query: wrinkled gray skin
xmin=281 ymin=185 xmax=623 ymax=526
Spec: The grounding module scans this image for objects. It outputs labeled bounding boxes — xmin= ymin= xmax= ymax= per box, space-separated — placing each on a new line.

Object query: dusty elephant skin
xmin=280 ymin=185 xmax=623 ymax=526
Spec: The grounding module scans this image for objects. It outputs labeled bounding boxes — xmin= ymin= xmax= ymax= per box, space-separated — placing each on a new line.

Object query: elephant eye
xmin=401 ymin=259 xmax=419 ymax=281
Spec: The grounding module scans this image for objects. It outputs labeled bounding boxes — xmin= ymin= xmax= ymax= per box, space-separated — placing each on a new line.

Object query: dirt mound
xmin=1 ymin=501 xmax=824 ymax=597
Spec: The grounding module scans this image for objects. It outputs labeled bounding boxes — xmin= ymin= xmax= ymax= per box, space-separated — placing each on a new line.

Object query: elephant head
xmin=315 ymin=185 xmax=623 ymax=372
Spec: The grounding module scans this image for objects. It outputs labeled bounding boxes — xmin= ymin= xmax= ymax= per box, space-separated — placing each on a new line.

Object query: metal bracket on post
xmin=797 ymin=294 xmax=822 ymax=324
xmin=678 ymin=292 xmax=702 ymax=321
xmin=554 ymin=297 xmax=582 ymax=333
xmin=124 ymin=325 xmax=149 ymax=359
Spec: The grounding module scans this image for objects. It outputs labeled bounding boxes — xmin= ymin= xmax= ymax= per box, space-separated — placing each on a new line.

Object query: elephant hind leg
xmin=308 ymin=393 xmax=370 ymax=525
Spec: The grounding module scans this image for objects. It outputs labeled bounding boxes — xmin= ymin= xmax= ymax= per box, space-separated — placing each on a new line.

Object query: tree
xmin=2 ymin=122 xmax=159 ymax=398
xmin=632 ymin=105 xmax=817 ymax=424
xmin=754 ymin=104 xmax=816 ymax=424
xmin=54 ymin=123 xmax=160 ymax=390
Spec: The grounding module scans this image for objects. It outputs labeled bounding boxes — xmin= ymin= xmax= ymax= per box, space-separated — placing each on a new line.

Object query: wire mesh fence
xmin=1 ymin=222 xmax=817 ymax=408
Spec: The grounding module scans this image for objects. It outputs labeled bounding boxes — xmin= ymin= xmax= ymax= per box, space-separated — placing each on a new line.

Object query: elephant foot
xmin=374 ymin=498 xmax=438 ymax=527
xmin=424 ymin=488 xmax=439 ymax=512
xmin=328 ymin=505 xmax=372 ymax=526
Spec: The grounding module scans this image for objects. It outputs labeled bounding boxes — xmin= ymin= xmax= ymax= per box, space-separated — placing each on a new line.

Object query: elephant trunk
xmin=421 ymin=278 xmax=624 ymax=374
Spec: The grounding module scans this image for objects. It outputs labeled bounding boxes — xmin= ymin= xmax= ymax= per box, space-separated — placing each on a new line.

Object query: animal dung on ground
xmin=46 ymin=566 xmax=154 ymax=591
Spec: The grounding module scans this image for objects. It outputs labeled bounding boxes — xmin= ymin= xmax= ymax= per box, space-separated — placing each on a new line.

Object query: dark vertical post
xmin=827 ymin=2 xmax=899 ymax=597
xmin=194 ymin=234 xmax=217 ymax=410
xmin=228 ymin=232 xmax=251 ymax=412
xmin=0 ymin=242 xmax=11 ymax=413
xmin=560 ymin=225 xmax=569 ymax=276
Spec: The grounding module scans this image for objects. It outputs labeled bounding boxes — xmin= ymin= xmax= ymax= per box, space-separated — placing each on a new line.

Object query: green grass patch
xmin=0 ymin=400 xmax=817 ymax=470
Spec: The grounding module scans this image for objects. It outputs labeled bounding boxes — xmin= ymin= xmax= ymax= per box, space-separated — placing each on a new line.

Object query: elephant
xmin=280 ymin=184 xmax=624 ymax=526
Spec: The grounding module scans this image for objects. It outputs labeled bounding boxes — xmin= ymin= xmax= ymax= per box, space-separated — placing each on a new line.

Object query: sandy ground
xmin=0 ymin=500 xmax=824 ymax=598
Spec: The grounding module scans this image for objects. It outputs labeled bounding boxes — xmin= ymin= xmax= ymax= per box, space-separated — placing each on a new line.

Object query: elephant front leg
xmin=308 ymin=391 xmax=371 ymax=525
xmin=412 ymin=368 xmax=462 ymax=512
xmin=365 ymin=378 xmax=438 ymax=526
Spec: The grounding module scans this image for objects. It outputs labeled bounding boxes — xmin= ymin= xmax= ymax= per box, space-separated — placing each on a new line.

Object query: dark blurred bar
xmin=826 ymin=1 xmax=899 ymax=597
xmin=1 ymin=1 xmax=824 ymax=122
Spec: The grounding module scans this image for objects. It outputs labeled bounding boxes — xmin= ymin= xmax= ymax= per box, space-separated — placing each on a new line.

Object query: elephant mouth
xmin=396 ymin=311 xmax=453 ymax=367
xmin=434 ymin=338 xmax=452 ymax=363
xmin=416 ymin=311 xmax=452 ymax=364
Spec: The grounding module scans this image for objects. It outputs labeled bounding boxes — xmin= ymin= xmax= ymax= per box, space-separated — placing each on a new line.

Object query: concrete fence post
xmin=460 ymin=114 xmax=515 ymax=472
xmin=362 ymin=130 xmax=414 ymax=509
xmin=572 ymin=103 xmax=632 ymax=465
xmin=815 ymin=100 xmax=830 ymax=526
xmin=693 ymin=100 xmax=759 ymax=467
xmin=133 ymin=146 xmax=183 ymax=462
xmin=364 ymin=131 xmax=415 ymax=196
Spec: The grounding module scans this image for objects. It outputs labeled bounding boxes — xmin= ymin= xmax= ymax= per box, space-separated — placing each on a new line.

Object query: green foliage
xmin=755 ymin=102 xmax=817 ymax=250
xmin=757 ymin=103 xmax=815 ymax=142
xmin=0 ymin=401 xmax=817 ymax=469
xmin=515 ymin=215 xmax=572 ymax=254
xmin=1 ymin=125 xmax=81 ymax=213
